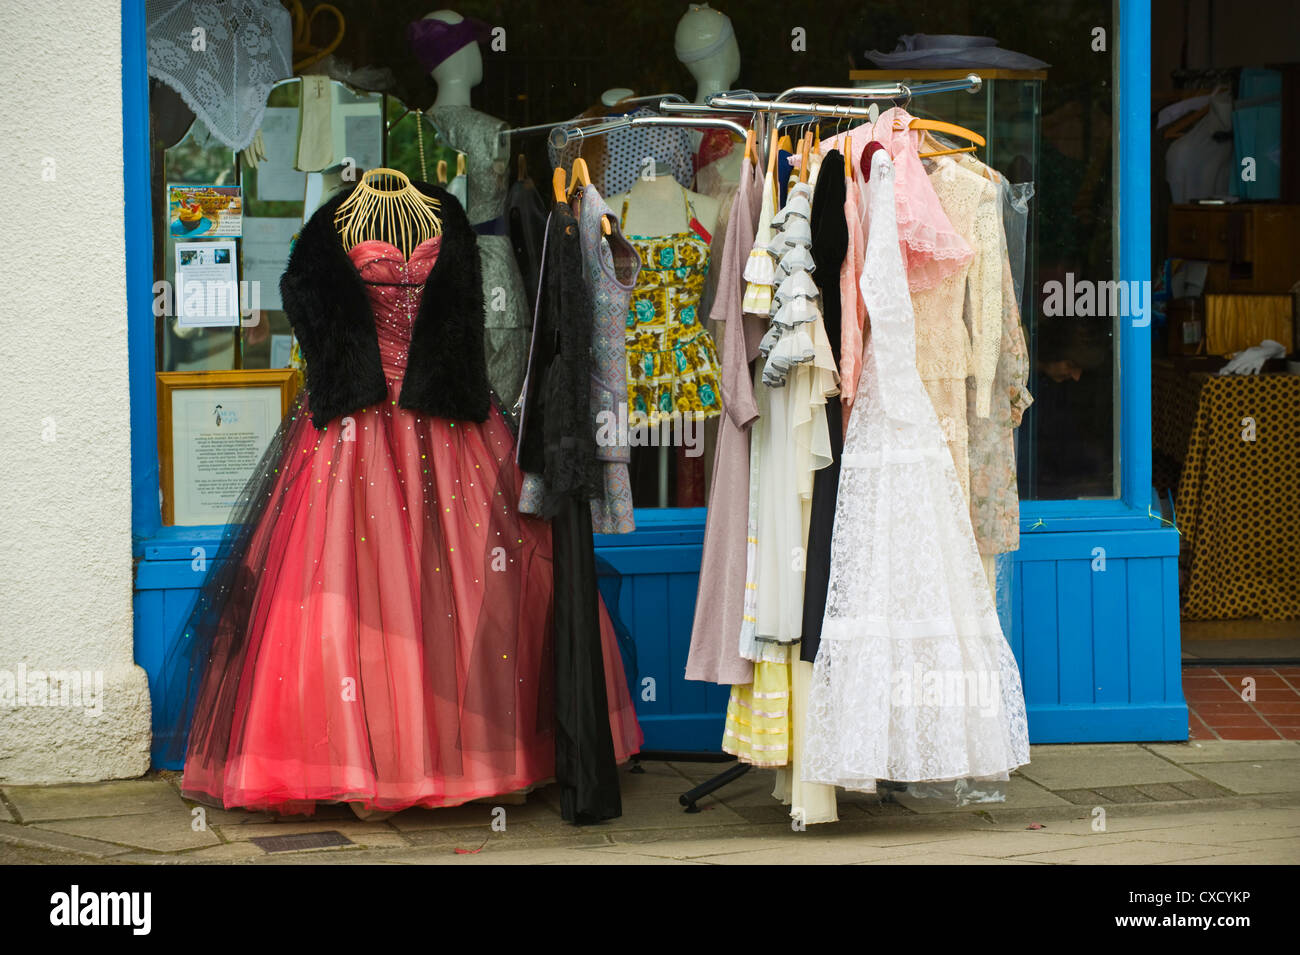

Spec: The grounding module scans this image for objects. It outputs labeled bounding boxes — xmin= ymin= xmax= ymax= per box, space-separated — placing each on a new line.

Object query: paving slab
xmin=0 ymin=820 xmax=134 ymax=859
xmin=3 ymin=778 xmax=187 ymax=822
xmin=982 ymin=804 xmax=1298 ymax=837
xmin=35 ymin=809 xmax=221 ymax=852
xmin=585 ymin=835 xmax=795 ymax=861
xmin=665 ymin=760 xmax=752 ymax=782
xmin=1017 ymin=747 xmax=1197 ymax=790
xmin=617 ymin=761 xmax=696 ymax=794
xmin=674 ymin=838 xmax=905 ymax=865
xmin=1164 ymin=852 xmax=1300 ymax=867
xmin=1147 ymin=740 xmax=1300 ymax=764
xmin=1135 ymin=822 xmax=1300 ymax=848
xmin=893 ymin=776 xmax=1073 ymax=814
xmin=400 ymin=826 xmax=612 ymax=852
xmin=1170 ymin=779 xmax=1235 ymax=799
xmin=884 ymin=829 xmax=1129 ymax=859
xmin=181 ymin=806 xmax=278 ymax=827
xmin=857 ymin=850 xmax=1043 ymax=865
xmin=387 ymin=844 xmax=695 ymax=865
xmin=1187 ymin=759 xmax=1300 ymax=795
xmin=388 ymin=798 xmax=562 ymax=833
xmin=214 ymin=819 xmax=408 ymax=850
xmin=710 ymin=773 xmax=788 ymax=809
xmin=175 ymin=841 xmax=268 ymax=862
xmin=592 ymin=792 xmax=748 ymax=833
xmin=1012 ymin=839 xmax=1236 ymax=865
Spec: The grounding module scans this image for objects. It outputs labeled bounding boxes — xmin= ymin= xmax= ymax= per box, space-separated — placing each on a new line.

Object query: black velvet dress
xmin=517 ymin=201 xmax=622 ymax=823
xmin=801 ymin=153 xmax=850 ymax=664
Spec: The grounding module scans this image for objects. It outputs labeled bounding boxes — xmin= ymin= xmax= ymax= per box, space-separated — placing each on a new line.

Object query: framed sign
xmin=157 ymin=369 xmax=299 ymax=526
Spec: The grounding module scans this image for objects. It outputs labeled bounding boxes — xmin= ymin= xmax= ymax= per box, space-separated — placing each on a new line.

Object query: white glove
xmin=1219 ymin=339 xmax=1285 ymax=375
xmin=239 ymin=129 xmax=268 ymax=169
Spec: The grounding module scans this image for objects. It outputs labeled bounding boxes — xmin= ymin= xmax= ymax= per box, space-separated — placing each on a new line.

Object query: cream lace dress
xmin=802 ymin=149 xmax=1029 ymax=792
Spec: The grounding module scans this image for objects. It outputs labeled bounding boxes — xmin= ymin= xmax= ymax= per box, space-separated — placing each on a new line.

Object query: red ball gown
xmin=174 ymin=236 xmax=642 ymax=816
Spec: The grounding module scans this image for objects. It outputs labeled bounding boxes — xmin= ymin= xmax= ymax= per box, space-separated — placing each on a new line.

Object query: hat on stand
xmin=865 ymin=34 xmax=1049 ymax=70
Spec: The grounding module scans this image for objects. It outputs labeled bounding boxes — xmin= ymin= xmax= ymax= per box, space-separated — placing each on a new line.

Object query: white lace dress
xmin=802 ymin=150 xmax=1029 ymax=791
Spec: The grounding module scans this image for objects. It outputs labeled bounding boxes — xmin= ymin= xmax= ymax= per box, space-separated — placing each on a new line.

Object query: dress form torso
xmin=609 ymin=169 xmax=720 ymax=239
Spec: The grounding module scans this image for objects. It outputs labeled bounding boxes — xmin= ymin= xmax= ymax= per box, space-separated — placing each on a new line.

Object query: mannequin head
xmin=674 ymin=4 xmax=740 ymax=104
xmin=417 ymin=9 xmax=483 ymax=107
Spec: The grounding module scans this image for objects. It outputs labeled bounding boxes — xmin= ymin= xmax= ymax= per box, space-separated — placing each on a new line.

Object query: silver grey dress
xmin=427 ymin=105 xmax=530 ymax=409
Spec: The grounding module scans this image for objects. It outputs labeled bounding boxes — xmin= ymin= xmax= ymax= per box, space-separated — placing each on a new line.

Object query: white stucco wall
xmin=0 ymin=0 xmax=152 ymax=781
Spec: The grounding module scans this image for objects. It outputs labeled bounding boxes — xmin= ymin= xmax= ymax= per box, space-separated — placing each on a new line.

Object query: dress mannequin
xmin=411 ymin=8 xmax=531 ymax=409
xmin=608 ymin=162 xmax=719 ymax=239
xmin=676 ymin=4 xmax=743 ymax=195
xmin=425 ymin=10 xmax=482 ymax=107
xmin=675 ymin=3 xmax=740 ymax=105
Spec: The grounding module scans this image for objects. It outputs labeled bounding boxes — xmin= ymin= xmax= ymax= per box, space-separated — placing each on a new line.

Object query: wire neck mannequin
xmin=333 ymin=168 xmax=442 ymax=259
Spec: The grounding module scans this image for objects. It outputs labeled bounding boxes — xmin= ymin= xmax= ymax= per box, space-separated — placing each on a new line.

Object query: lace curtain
xmin=147 ymin=0 xmax=292 ymax=152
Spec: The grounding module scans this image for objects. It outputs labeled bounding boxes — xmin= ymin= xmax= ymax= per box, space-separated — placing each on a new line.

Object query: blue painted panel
xmin=633 ymin=573 xmax=670 ymax=719
xmin=1057 ymin=561 xmax=1094 ymax=704
xmin=1161 ymin=557 xmax=1185 ymax=708
xmin=1009 ymin=559 xmax=1024 ymax=666
xmin=1126 ymin=557 xmax=1166 ymax=702
xmin=1019 ymin=561 xmax=1059 ymax=705
xmin=668 ymin=572 xmax=706 ymax=714
xmin=1091 ymin=557 xmax=1131 ymax=704
xmin=1029 ymin=703 xmax=1187 ymax=743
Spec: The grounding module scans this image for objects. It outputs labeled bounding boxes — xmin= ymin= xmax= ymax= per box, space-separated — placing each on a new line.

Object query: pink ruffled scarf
xmin=825 ymin=107 xmax=973 ymax=293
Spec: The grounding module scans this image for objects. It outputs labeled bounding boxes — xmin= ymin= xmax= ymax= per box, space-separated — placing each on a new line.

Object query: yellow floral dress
xmin=621 ymin=195 xmax=723 ymax=426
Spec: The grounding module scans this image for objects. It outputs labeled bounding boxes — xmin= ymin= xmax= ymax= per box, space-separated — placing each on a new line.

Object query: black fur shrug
xmin=279 ymin=180 xmax=489 ymax=429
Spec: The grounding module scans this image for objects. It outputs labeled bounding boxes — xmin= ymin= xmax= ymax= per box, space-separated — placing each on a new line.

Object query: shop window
xmin=148 ymin=0 xmax=1127 ymax=527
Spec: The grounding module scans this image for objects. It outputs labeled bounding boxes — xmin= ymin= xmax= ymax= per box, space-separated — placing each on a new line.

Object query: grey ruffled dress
xmin=427 ymin=105 xmax=531 ymax=409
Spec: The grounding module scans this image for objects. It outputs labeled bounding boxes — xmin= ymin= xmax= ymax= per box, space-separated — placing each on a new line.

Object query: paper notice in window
xmin=256 ymin=107 xmax=308 ymax=202
xmin=241 ymin=217 xmax=299 ymax=312
xmin=175 ymin=240 xmax=241 ymax=327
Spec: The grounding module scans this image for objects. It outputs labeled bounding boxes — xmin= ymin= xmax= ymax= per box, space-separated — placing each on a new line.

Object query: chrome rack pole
xmin=707 ymin=97 xmax=878 ymax=119
xmin=768 ymin=74 xmax=983 ymax=103
xmin=548 ymin=114 xmax=748 ymax=149
xmin=500 ymin=115 xmax=615 ymax=140
xmin=500 ymin=94 xmax=692 ymax=139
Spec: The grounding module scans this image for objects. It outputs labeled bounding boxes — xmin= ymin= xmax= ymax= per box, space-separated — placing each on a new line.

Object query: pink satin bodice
xmin=347 ymin=237 xmax=442 ymax=380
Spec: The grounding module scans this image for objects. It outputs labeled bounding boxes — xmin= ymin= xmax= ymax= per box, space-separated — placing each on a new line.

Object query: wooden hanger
xmin=798 ymin=131 xmax=812 ymax=183
xmin=922 ymin=145 xmax=978 ymax=159
xmin=778 ymin=132 xmax=794 ymax=153
xmin=909 ymin=117 xmax=985 ymax=147
xmin=436 ymin=159 xmax=448 ymax=185
xmin=552 ymin=166 xmax=567 ymax=204
xmin=766 ymin=125 xmax=780 ymax=208
xmin=566 ymin=157 xmax=591 ymax=197
xmin=906 ymin=113 xmax=985 ymax=160
xmin=743 ymin=128 xmax=757 ymax=166
xmin=456 ymin=153 xmax=466 ymax=179
xmin=565 ymin=158 xmax=610 ymax=234
xmin=517 ymin=154 xmax=528 ymax=182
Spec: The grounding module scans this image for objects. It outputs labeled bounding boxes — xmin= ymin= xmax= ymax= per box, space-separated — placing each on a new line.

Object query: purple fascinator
xmin=407 ymin=16 xmax=491 ymax=73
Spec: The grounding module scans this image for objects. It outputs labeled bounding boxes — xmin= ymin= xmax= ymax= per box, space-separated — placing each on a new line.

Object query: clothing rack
xmin=499 ymin=93 xmax=689 ymax=140
xmin=671 ymin=72 xmax=984 ymax=816
xmin=547 ymin=114 xmax=749 ymax=149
